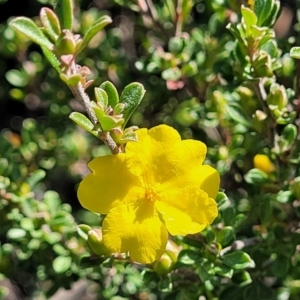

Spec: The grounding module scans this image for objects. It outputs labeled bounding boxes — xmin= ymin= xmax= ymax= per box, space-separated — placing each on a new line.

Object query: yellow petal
xmin=125 ymin=125 xmax=182 ymax=178
xmin=158 ymin=139 xmax=207 ymax=187
xmin=198 ymin=165 xmax=220 ymax=199
xmin=126 ymin=125 xmax=207 ymax=188
xmin=77 ymin=154 xmax=140 ymax=214
xmin=157 ymin=186 xmax=218 ymax=236
xmin=102 ymin=202 xmax=168 ymax=264
xmin=156 ymin=201 xmax=206 ymax=235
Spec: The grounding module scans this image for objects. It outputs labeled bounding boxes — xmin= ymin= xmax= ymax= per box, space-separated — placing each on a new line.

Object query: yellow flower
xmin=253 ymin=154 xmax=275 ymax=174
xmin=78 ymin=125 xmax=220 ymax=264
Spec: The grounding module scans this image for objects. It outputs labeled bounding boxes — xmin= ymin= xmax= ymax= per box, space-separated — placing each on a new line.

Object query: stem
xmin=68 ymin=62 xmax=120 ymax=154
xmin=139 ymin=0 xmax=169 ymax=40
xmin=70 ymin=84 xmax=97 ymax=125
xmin=252 ymin=79 xmax=275 ymax=148
xmin=175 ymin=0 xmax=183 ymax=37
xmin=220 ymin=237 xmax=258 ymax=256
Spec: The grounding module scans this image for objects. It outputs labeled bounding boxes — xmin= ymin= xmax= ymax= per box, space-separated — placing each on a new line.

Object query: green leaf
xmin=158 ymin=275 xmax=173 ymax=293
xmin=215 ymin=226 xmax=235 ymax=246
xmin=254 ymin=0 xmax=280 ymax=27
xmin=69 ymin=112 xmax=98 ymax=137
xmin=226 ymin=24 xmax=247 ymax=54
xmin=44 ymin=191 xmax=61 ymax=215
xmin=241 ymin=6 xmax=257 ymax=35
xmin=196 ymin=259 xmax=215 ymax=282
xmin=113 ymin=103 xmax=125 ymax=115
xmin=0 ymin=158 xmax=9 ymax=175
xmin=223 ymin=207 xmax=236 ymax=226
xmin=94 ymin=87 xmax=108 ymax=109
xmin=52 ymin=256 xmax=72 ymax=273
xmin=41 ymin=46 xmax=61 ymax=73
xmin=244 ymin=168 xmax=269 ymax=184
xmin=26 ymin=169 xmax=46 ymax=189
xmin=266 ymin=0 xmax=280 ymax=26
xmin=162 ymin=67 xmax=181 ymax=81
xmin=40 ymin=7 xmax=61 ymax=42
xmin=92 ymin=104 xmax=124 ymax=131
xmin=260 ymin=40 xmax=278 ymax=58
xmin=280 ymin=124 xmax=298 ymax=146
xmin=10 ymin=17 xmax=53 ymax=50
xmin=178 ymin=249 xmax=200 ymax=265
xmin=232 ymin=270 xmax=252 ymax=286
xmin=60 ymin=73 xmax=82 ymax=86
xmin=5 ymin=69 xmax=29 ymax=87
xmin=271 ymin=255 xmax=290 ymax=278
xmin=168 ymin=37 xmax=184 ymax=54
xmin=100 ymin=81 xmax=119 ymax=108
xmin=222 ymin=251 xmax=255 ymax=270
xmin=276 ymin=190 xmax=293 ymax=204
xmin=181 ymin=60 xmax=198 ymax=77
xmin=243 ymin=281 xmax=274 ymax=300
xmin=55 ymin=0 xmax=73 ymax=30
xmin=221 ymin=287 xmax=245 ymax=300
xmin=77 ymin=224 xmax=92 ymax=241
xmin=7 ymin=228 xmax=27 ymax=240
xmin=120 ymin=83 xmax=145 ymax=127
xmin=259 ymin=197 xmax=272 ymax=224
xmin=214 ymin=264 xmax=234 ymax=279
xmin=20 ymin=218 xmax=34 ymax=231
xmin=225 ymin=103 xmax=252 ymax=127
xmin=290 ymin=47 xmax=300 ymax=60
xmin=77 ymin=15 xmax=112 ymax=53
xmin=216 ymin=191 xmax=228 ymax=208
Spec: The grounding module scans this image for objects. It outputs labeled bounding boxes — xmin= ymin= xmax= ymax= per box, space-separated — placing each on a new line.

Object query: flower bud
xmin=165 ymin=239 xmax=180 ymax=263
xmin=55 ymin=30 xmax=76 ymax=56
xmin=87 ymin=228 xmax=111 ymax=256
xmin=153 ymin=253 xmax=174 ymax=275
xmin=253 ymin=154 xmax=275 ymax=174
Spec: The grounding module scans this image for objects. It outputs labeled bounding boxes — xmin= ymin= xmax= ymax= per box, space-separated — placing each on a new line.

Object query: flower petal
xmin=102 ymin=202 xmax=168 ymax=264
xmin=198 ymin=165 xmax=220 ymax=199
xmin=125 ymin=125 xmax=182 ymax=178
xmin=157 ymin=186 xmax=218 ymax=236
xmin=158 ymin=139 xmax=207 ymax=187
xmin=126 ymin=125 xmax=207 ymax=188
xmin=77 ymin=154 xmax=140 ymax=214
xmin=156 ymin=201 xmax=206 ymax=236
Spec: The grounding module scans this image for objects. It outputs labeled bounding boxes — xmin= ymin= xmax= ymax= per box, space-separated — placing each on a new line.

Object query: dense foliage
xmin=1 ymin=0 xmax=300 ymax=299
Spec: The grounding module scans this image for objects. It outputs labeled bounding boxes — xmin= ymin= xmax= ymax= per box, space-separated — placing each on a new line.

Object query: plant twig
xmin=138 ymin=0 xmax=169 ymax=40
xmin=175 ymin=0 xmax=183 ymax=37
xmin=68 ymin=62 xmax=120 ymax=154
xmin=252 ymin=79 xmax=275 ymax=147
xmin=220 ymin=237 xmax=258 ymax=256
xmin=70 ymin=83 xmax=98 ymax=125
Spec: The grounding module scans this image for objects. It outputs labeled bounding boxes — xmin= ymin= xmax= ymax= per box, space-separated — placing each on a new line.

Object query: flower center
xmin=145 ymin=185 xmax=160 ymax=202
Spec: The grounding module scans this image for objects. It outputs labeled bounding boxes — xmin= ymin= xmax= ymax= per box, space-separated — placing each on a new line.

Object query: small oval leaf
xmin=10 ymin=17 xmax=53 ymax=50
xmin=223 ymin=251 xmax=255 ymax=270
xmin=40 ymin=7 xmax=61 ymax=42
xmin=69 ymin=112 xmax=98 ymax=137
xmin=53 ymin=256 xmax=72 ymax=274
xmin=55 ymin=0 xmax=73 ymax=30
xmin=41 ymin=46 xmax=61 ymax=73
xmin=120 ymin=83 xmax=145 ymax=127
xmin=77 ymin=15 xmax=112 ymax=54
xmin=100 ymin=81 xmax=119 ymax=108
